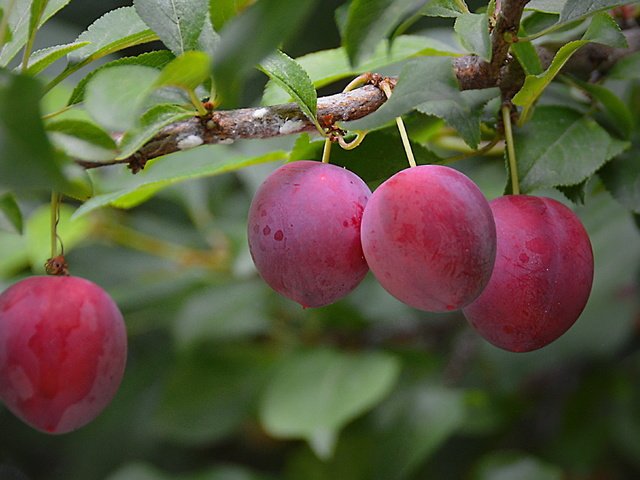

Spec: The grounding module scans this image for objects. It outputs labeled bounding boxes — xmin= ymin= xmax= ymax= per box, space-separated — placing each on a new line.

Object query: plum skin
xmin=248 ymin=160 xmax=371 ymax=308
xmin=361 ymin=165 xmax=497 ymax=312
xmin=463 ymin=195 xmax=594 ymax=353
xmin=0 ymin=276 xmax=127 ymax=434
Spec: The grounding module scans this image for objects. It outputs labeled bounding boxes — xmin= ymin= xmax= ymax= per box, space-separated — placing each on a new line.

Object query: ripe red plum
xmin=361 ymin=165 xmax=496 ymax=312
xmin=248 ymin=161 xmax=371 ymax=307
xmin=0 ymin=276 xmax=127 ymax=433
xmin=463 ymin=195 xmax=594 ymax=352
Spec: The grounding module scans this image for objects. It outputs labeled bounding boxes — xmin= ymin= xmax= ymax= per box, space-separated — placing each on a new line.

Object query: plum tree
xmin=360 ymin=165 xmax=497 ymax=312
xmin=463 ymin=195 xmax=594 ymax=352
xmin=0 ymin=276 xmax=127 ymax=434
xmin=247 ymin=160 xmax=371 ymax=308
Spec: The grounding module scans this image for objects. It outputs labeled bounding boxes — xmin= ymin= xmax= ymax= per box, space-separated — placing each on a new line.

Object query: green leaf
xmin=0 ymin=69 xmax=70 ymax=192
xmin=174 ymin=280 xmax=269 ymax=347
xmin=600 ymin=147 xmax=640 ymax=213
xmin=473 ymin=451 xmax=563 ymax=480
xmin=26 ymin=0 xmax=49 ymax=62
xmin=196 ymin=11 xmax=219 ymax=56
xmin=258 ymin=50 xmax=319 ymax=130
xmin=68 ymin=50 xmax=175 ymax=106
xmin=346 ymin=57 xmax=499 ymax=149
xmin=118 ymin=104 xmax=195 ymax=160
xmin=342 ymin=0 xmax=416 ymax=66
xmin=154 ymin=50 xmax=211 ymax=91
xmin=152 ymin=346 xmax=276 ymax=445
xmin=133 ymin=0 xmax=208 ymax=55
xmin=560 ymin=0 xmax=632 ymax=24
xmin=209 ymin=0 xmax=255 ymax=30
xmin=420 ymin=0 xmax=469 ymax=17
xmin=263 ymin=35 xmax=461 ymax=105
xmin=512 ymin=106 xmax=627 ymax=193
xmin=514 ymin=12 xmax=627 ymax=122
xmin=371 ymin=386 xmax=466 ymax=480
xmin=608 ymin=51 xmax=640 ymax=80
xmin=512 ymin=36 xmax=543 ymax=75
xmin=74 ymin=147 xmax=287 ymax=217
xmin=46 ymin=119 xmax=118 ymax=162
xmin=454 ymin=12 xmax=491 ymax=61
xmin=581 ymin=11 xmax=627 ymax=48
xmin=24 ymin=41 xmax=89 ymax=75
xmin=0 ymin=192 xmax=22 ymax=233
xmin=67 ymin=7 xmax=158 ymax=67
xmin=212 ymin=0 xmax=317 ymax=106
xmin=525 ymin=0 xmax=565 ymax=14
xmin=84 ymin=65 xmax=161 ymax=132
xmin=571 ymin=78 xmax=634 ymax=139
xmin=260 ymin=348 xmax=400 ymax=459
xmin=0 ymin=0 xmax=70 ymax=66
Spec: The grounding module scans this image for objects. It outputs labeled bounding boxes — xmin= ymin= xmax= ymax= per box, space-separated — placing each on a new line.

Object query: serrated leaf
xmin=68 ymin=50 xmax=174 ymax=106
xmin=512 ymin=106 xmax=626 ymax=193
xmin=118 ymin=104 xmax=195 ymax=160
xmin=571 ymin=78 xmax=634 ymax=139
xmin=26 ymin=0 xmax=49 ymax=61
xmin=74 ymin=147 xmax=287 ymax=217
xmin=342 ymin=0 xmax=416 ymax=66
xmin=134 ymin=0 xmax=207 ymax=56
xmin=512 ymin=35 xmax=543 ymax=75
xmin=154 ymin=50 xmax=211 ymax=91
xmin=420 ymin=0 xmax=469 ymax=17
xmin=84 ymin=65 xmax=160 ymax=132
xmin=46 ymin=119 xmax=118 ymax=162
xmin=581 ymin=11 xmax=627 ymax=48
xmin=0 ymin=69 xmax=70 ymax=192
xmin=346 ymin=57 xmax=499 ymax=149
xmin=260 ymin=348 xmax=400 ymax=459
xmin=258 ymin=50 xmax=319 ymax=130
xmin=560 ymin=0 xmax=633 ymax=23
xmin=263 ymin=35 xmax=461 ymax=105
xmin=513 ymin=12 xmax=627 ymax=122
xmin=600 ymin=146 xmax=640 ymax=213
xmin=209 ymin=0 xmax=255 ymax=30
xmin=0 ymin=0 xmax=70 ymax=66
xmin=24 ymin=41 xmax=89 ymax=75
xmin=0 ymin=193 xmax=22 ymax=233
xmin=67 ymin=7 xmax=158 ymax=67
xmin=454 ymin=12 xmax=491 ymax=61
xmin=212 ymin=0 xmax=317 ymax=106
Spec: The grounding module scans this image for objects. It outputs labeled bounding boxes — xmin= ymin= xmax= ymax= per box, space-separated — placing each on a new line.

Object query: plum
xmin=0 ymin=276 xmax=127 ymax=434
xmin=361 ymin=165 xmax=496 ymax=312
xmin=463 ymin=195 xmax=594 ymax=352
xmin=248 ymin=161 xmax=371 ymax=307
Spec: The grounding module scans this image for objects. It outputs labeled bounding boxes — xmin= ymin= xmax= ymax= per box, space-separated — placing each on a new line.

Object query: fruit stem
xmin=502 ymin=104 xmax=520 ymax=195
xmin=381 ymin=82 xmax=416 ymax=168
xmin=321 ymin=136 xmax=332 ymax=164
xmin=50 ymin=191 xmax=61 ymax=259
xmin=337 ymin=131 xmax=367 ymax=150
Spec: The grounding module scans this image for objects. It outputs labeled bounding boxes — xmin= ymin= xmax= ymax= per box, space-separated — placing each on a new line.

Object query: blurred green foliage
xmin=1 ymin=1 xmax=640 ymax=479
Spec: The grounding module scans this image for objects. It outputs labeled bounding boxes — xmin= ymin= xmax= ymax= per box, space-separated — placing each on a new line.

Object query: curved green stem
xmin=502 ymin=104 xmax=520 ymax=195
xmin=50 ymin=191 xmax=61 ymax=258
xmin=337 ymin=131 xmax=367 ymax=150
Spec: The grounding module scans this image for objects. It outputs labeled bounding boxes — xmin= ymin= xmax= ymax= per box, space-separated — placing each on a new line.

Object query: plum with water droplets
xmin=248 ymin=161 xmax=371 ymax=307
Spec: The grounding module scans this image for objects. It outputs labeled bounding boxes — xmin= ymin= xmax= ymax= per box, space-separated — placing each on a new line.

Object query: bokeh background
xmin=1 ymin=1 xmax=640 ymax=479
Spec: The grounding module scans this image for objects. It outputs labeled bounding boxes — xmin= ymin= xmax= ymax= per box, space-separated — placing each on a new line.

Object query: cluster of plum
xmin=0 ymin=274 xmax=127 ymax=434
xmin=248 ymin=161 xmax=594 ymax=353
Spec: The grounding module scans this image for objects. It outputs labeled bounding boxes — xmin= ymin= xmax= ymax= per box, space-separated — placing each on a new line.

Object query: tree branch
xmin=78 ymin=0 xmax=639 ymax=173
